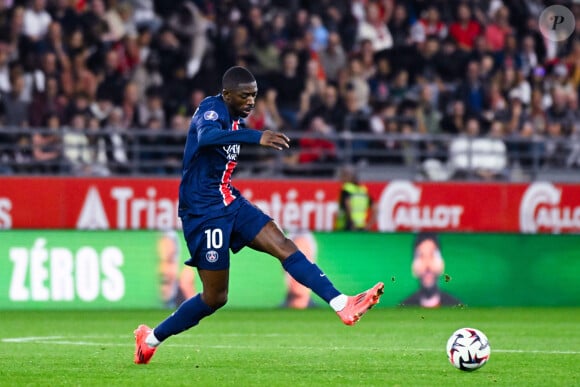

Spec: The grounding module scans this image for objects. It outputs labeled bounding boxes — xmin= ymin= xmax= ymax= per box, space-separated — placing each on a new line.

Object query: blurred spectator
xmin=455 ymin=60 xmax=487 ymax=116
xmin=528 ymin=88 xmax=548 ymax=135
xmin=368 ymin=102 xmax=405 ymax=164
xmin=543 ymin=120 xmax=568 ymax=168
xmin=0 ymin=42 xmax=10 ymax=93
xmin=248 ymin=25 xmax=281 ymax=78
xmin=96 ymin=50 xmax=127 ymax=104
xmin=246 ymin=92 xmax=283 ymax=132
xmin=166 ymin=1 xmax=209 ymax=79
xmin=38 ymin=21 xmax=70 ymax=72
xmin=518 ymin=34 xmax=539 ymax=77
xmin=416 ymin=5 xmax=448 ymax=40
xmin=319 ymin=31 xmax=347 ymax=82
xmin=22 ymin=0 xmax=52 ymax=46
xmin=30 ymin=112 xmax=62 ymax=174
xmin=503 ymin=88 xmax=528 ymax=135
xmin=546 ymin=86 xmax=575 ymax=131
xmin=284 ymin=116 xmax=337 ymax=176
xmin=138 ymin=116 xmax=165 ymax=174
xmin=63 ymin=112 xmax=91 ymax=174
xmin=358 ymin=38 xmax=377 ymax=80
xmin=85 ymin=115 xmax=111 ymax=176
xmin=131 ymin=27 xmax=163 ymax=101
xmin=449 ymin=3 xmax=481 ymax=52
xmin=1 ymin=71 xmax=29 ymax=127
xmin=433 ymin=36 xmax=468 ymax=84
xmin=65 ymin=49 xmax=98 ymax=100
xmin=102 ymin=106 xmax=130 ymax=174
xmin=356 ymin=1 xmax=393 ymax=53
xmin=89 ymin=90 xmax=113 ymax=125
xmin=343 ymin=55 xmax=370 ymax=109
xmin=301 ymin=82 xmax=345 ymax=132
xmin=298 ymin=57 xmax=327 ymax=122
xmin=119 ymin=81 xmax=140 ymax=128
xmin=413 ymin=37 xmax=441 ymax=85
xmin=64 ymin=91 xmax=91 ymax=122
xmin=268 ymin=50 xmax=304 ymax=128
xmin=130 ymin=0 xmax=162 ymax=33
xmin=416 ymin=83 xmax=441 ymax=134
xmin=29 ymin=75 xmax=67 ymax=126
xmin=368 ymin=54 xmax=391 ymax=104
xmin=7 ymin=6 xmax=25 ymax=58
xmin=484 ymin=5 xmax=512 ymax=53
xmin=47 ymin=0 xmax=82 ymax=35
xmin=151 ymin=27 xmax=187 ymax=84
xmin=270 ymin=12 xmax=290 ymax=51
xmin=448 ymin=117 xmax=507 ymax=180
xmin=137 ymin=85 xmax=165 ymax=128
xmin=441 ymin=99 xmax=467 ymax=135
xmin=388 ymin=2 xmax=412 ymax=48
xmin=309 ymin=14 xmax=329 ymax=52
xmin=389 ymin=68 xmax=410 ymax=104
xmin=162 ymin=113 xmax=187 ymax=175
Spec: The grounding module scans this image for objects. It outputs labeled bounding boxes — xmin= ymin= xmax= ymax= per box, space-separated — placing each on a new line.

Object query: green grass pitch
xmin=1 ymin=307 xmax=579 ymax=386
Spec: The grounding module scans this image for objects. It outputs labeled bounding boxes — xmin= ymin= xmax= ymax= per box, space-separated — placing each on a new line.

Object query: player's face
xmin=412 ymin=239 xmax=444 ymax=288
xmin=224 ymin=82 xmax=258 ymax=118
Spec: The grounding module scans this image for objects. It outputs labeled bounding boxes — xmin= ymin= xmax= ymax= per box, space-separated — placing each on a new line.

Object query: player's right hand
xmin=260 ymin=130 xmax=290 ymax=150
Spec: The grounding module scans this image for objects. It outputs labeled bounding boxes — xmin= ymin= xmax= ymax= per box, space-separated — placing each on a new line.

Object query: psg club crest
xmin=206 ymin=250 xmax=219 ymax=263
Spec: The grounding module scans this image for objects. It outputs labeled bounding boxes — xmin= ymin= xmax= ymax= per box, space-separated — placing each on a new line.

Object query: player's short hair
xmin=222 ymin=66 xmax=256 ymax=91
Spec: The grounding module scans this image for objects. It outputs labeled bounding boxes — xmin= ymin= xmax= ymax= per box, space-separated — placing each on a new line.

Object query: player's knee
xmin=203 ymin=290 xmax=228 ymax=309
xmin=280 ymin=237 xmax=298 ymax=256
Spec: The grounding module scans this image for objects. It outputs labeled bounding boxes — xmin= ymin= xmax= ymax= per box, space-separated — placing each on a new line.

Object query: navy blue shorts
xmin=180 ymin=197 xmax=272 ymax=270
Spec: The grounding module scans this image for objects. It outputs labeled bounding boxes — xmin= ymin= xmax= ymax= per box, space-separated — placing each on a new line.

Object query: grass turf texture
xmin=1 ymin=307 xmax=579 ymax=386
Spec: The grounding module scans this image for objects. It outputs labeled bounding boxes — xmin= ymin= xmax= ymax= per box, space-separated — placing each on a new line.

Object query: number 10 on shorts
xmin=205 ymin=229 xmax=223 ymax=249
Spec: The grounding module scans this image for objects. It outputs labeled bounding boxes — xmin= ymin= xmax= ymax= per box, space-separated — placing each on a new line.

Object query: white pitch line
xmin=2 ymin=336 xmax=580 ymax=355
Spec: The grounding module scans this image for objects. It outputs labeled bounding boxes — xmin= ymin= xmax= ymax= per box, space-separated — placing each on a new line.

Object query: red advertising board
xmin=1 ymin=177 xmax=579 ymax=233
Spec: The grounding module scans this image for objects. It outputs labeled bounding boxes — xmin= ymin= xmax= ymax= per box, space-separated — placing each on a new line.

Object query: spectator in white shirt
xmin=22 ymin=0 xmax=52 ymax=42
xmin=449 ymin=118 xmax=508 ymax=180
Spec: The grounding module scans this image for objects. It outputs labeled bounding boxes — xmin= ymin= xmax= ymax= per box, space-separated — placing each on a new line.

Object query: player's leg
xmin=151 ymin=269 xmax=228 ymax=341
xmin=134 ymin=270 xmax=227 ymax=364
xmin=248 ymin=220 xmax=343 ymax=304
xmin=134 ymin=214 xmax=232 ymax=364
xmin=284 ymin=232 xmax=317 ymax=309
xmin=246 ymin=218 xmax=384 ymax=325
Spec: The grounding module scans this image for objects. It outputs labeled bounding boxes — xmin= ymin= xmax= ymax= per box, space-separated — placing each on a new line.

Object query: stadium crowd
xmin=0 ymin=0 xmax=579 ymax=179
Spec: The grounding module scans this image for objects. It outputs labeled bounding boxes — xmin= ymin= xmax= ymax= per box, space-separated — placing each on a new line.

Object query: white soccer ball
xmin=446 ymin=327 xmax=491 ymax=371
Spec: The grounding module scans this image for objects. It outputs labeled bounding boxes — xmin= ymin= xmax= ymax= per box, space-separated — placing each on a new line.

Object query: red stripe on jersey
xmin=220 ymin=161 xmax=237 ymax=205
xmin=219 ymin=120 xmax=240 ymax=205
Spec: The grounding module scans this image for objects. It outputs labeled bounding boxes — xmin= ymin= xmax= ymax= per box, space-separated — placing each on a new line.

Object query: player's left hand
xmin=260 ymin=130 xmax=290 ymax=150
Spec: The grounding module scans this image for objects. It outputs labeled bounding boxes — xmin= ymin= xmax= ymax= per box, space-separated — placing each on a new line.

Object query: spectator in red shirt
xmin=283 ymin=116 xmax=337 ymax=176
xmin=484 ymin=6 xmax=513 ymax=53
xmin=449 ymin=3 xmax=481 ymax=52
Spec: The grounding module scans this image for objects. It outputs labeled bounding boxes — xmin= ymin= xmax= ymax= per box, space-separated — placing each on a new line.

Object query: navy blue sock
xmin=282 ymin=251 xmax=341 ymax=303
xmin=153 ymin=294 xmax=214 ymax=342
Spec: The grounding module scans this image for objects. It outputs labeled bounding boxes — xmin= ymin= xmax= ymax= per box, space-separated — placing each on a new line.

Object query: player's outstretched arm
xmin=260 ymin=130 xmax=290 ymax=150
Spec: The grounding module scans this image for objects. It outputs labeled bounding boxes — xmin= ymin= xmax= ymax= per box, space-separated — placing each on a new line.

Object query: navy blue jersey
xmin=178 ymin=94 xmax=263 ymax=216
